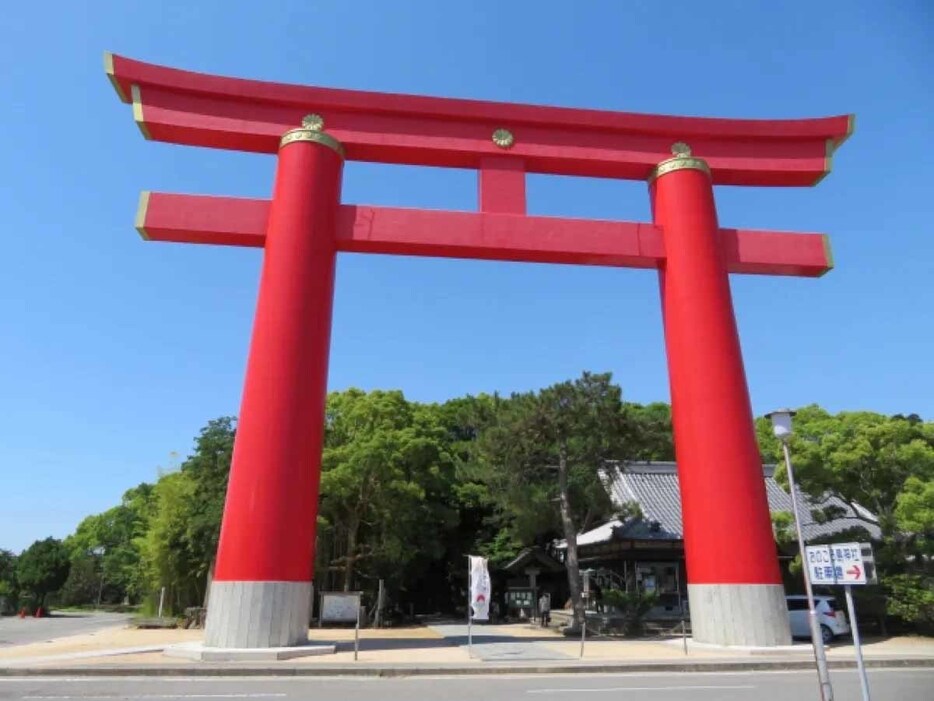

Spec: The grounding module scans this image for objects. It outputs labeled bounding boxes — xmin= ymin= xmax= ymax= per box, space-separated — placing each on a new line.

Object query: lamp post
xmin=91 ymin=546 xmax=106 ymax=610
xmin=766 ymin=409 xmax=834 ymax=701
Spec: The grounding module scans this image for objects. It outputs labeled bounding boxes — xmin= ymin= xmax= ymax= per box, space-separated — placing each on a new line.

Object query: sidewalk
xmin=1 ymin=621 xmax=931 ymax=676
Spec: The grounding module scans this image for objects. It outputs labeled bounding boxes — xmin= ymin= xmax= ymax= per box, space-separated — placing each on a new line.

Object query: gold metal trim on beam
xmin=103 ymin=52 xmax=128 ymax=102
xmin=835 ymin=113 xmax=856 ymax=149
xmin=131 ymin=85 xmax=152 ymax=140
xmin=135 ymin=191 xmax=151 ymax=240
xmin=279 ymin=128 xmax=345 ymax=158
xmin=812 ymin=139 xmax=835 ymax=186
xmin=648 ymin=154 xmax=711 ymax=185
xmin=818 ymin=234 xmax=834 ymax=276
xmin=814 ymin=115 xmax=855 ymax=186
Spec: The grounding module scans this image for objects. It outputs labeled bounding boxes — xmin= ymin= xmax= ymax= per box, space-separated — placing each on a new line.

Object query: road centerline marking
xmin=526 ymin=685 xmax=756 ymax=694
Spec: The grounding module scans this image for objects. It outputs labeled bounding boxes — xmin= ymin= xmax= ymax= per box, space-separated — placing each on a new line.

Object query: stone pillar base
xmin=204 ymin=581 xmax=311 ymax=648
xmin=688 ymin=583 xmax=791 ymax=647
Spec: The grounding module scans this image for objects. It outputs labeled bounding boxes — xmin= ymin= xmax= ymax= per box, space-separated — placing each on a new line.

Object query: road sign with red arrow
xmin=806 ymin=542 xmax=869 ymax=585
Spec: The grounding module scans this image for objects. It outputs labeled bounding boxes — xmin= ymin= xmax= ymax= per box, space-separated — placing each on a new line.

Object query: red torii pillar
xmin=106 ymin=53 xmax=852 ymax=648
xmin=651 ymin=151 xmax=790 ymax=643
xmin=205 ymin=129 xmax=344 ymax=647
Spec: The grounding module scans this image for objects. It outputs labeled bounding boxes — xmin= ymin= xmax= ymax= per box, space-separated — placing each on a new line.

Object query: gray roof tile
xmin=597 ymin=461 xmax=881 ymax=543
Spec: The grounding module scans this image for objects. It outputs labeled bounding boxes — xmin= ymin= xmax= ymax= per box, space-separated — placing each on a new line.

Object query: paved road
xmin=0 ymin=669 xmax=929 ymax=700
xmin=0 ymin=614 xmax=129 ymax=648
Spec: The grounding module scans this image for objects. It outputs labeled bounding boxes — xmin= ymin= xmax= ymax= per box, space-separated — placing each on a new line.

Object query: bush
xmin=601 ymin=589 xmax=659 ymax=637
xmin=885 ymin=574 xmax=934 ymax=634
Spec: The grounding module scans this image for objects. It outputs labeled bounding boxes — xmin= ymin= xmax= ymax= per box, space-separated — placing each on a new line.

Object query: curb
xmin=1 ymin=657 xmax=931 ymax=677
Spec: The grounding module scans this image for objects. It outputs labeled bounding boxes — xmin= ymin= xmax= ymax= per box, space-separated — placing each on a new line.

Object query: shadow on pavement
xmin=329 ymin=633 xmax=566 ymax=652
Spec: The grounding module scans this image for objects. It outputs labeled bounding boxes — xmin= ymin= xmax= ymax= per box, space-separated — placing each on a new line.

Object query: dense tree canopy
xmin=64 ymin=482 xmax=154 ymax=604
xmin=757 ymin=406 xmax=934 ymax=533
xmin=14 ymin=380 xmax=929 ymax=632
xmin=476 ymin=372 xmax=627 ymax=628
xmin=317 ymin=389 xmax=458 ymax=592
xmin=16 ymin=537 xmax=70 ymax=608
xmin=757 ymin=406 xmax=934 ymax=630
xmin=0 ymin=549 xmax=17 ymax=609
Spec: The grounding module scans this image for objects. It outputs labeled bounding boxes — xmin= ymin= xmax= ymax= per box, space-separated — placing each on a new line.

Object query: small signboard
xmin=804 ymin=541 xmax=873 ymax=586
xmin=319 ymin=591 xmax=362 ymax=624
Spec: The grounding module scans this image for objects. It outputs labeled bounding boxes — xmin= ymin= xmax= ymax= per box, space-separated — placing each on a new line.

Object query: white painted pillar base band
xmin=688 ymin=583 xmax=791 ymax=647
xmin=204 ymin=581 xmax=312 ymax=648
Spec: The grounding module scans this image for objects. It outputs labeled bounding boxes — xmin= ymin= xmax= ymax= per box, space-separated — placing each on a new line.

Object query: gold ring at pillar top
xmin=648 ymin=155 xmax=711 ymax=185
xmin=279 ymin=128 xmax=345 ymax=158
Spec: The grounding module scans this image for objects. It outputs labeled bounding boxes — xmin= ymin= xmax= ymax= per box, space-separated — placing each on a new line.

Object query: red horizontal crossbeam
xmin=107 ymin=54 xmax=853 ymax=187
xmin=136 ymin=192 xmax=832 ymax=277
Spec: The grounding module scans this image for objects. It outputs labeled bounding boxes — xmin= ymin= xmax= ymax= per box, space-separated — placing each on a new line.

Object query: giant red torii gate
xmin=106 ymin=53 xmax=852 ymax=649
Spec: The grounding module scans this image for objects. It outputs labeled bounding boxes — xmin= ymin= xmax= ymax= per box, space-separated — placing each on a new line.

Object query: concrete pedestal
xmin=688 ymin=583 xmax=792 ymax=647
xmin=204 ymin=581 xmax=312 ymax=648
xmin=165 ymin=640 xmax=335 ymax=662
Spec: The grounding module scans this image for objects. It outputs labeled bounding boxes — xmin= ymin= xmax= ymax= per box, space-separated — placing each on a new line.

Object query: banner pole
xmin=467 ymin=556 xmax=473 ymax=657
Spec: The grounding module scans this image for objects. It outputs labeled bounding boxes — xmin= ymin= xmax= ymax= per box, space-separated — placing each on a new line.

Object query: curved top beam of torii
xmin=106 ymin=53 xmax=852 ymax=187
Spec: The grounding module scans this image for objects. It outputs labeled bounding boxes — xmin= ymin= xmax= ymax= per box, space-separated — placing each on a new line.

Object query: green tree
xmin=319 ymin=390 xmax=457 ymax=594
xmin=756 ymin=406 xmax=934 ymax=629
xmin=433 ymin=395 xmax=507 ymax=561
xmin=137 ymin=471 xmax=202 ymax=612
xmin=16 ymin=538 xmax=70 ymax=609
xmin=625 ymin=402 xmax=675 ymax=461
xmin=478 ymin=372 xmax=627 ymax=628
xmin=132 ymin=419 xmax=235 ymax=612
xmin=64 ymin=483 xmax=155 ymax=604
xmin=59 ymin=553 xmax=102 ymax=607
xmin=179 ymin=417 xmax=235 ymax=583
xmin=755 ymin=406 xmax=934 ymax=535
xmin=895 ymin=476 xmax=934 ymax=537
xmin=0 ymin=549 xmax=17 ymax=611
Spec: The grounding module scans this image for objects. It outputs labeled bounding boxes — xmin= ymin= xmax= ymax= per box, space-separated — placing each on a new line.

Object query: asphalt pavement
xmin=428 ymin=624 xmax=573 ymax=661
xmin=0 ymin=614 xmax=129 ymax=648
xmin=0 ymin=669 xmax=930 ymax=700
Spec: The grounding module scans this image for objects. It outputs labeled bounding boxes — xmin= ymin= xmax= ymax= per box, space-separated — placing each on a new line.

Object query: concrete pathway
xmin=428 ymin=623 xmax=573 ymax=661
xmin=0 ymin=613 xmax=129 ymax=648
xmin=0 ymin=620 xmax=931 ymax=675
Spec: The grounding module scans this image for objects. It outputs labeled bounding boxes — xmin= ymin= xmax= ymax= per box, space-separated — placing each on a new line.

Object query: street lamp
xmin=91 ymin=546 xmax=106 ymax=610
xmin=766 ymin=409 xmax=834 ymax=701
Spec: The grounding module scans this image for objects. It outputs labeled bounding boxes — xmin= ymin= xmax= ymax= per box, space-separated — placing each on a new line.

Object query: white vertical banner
xmin=468 ymin=555 xmax=491 ymax=621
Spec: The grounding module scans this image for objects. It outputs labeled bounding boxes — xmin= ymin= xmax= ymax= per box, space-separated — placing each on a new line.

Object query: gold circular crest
xmin=671 ymin=141 xmax=692 ymax=157
xmin=492 ymin=128 xmax=515 ymax=149
xmin=302 ymin=113 xmax=325 ymax=132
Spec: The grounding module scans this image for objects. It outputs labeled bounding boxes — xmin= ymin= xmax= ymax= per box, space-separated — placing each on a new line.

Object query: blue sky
xmin=1 ymin=1 xmax=931 ymax=552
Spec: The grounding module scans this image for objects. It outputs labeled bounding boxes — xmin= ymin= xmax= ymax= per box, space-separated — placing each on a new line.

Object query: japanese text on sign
xmin=804 ymin=542 xmax=867 ymax=585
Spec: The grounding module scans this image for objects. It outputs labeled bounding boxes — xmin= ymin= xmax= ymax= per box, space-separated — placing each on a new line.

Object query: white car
xmin=786 ymin=595 xmax=851 ymax=644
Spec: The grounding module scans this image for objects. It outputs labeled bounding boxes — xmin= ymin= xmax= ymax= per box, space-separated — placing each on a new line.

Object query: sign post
xmin=804 ymin=542 xmax=874 ymax=701
xmin=844 ymin=584 xmax=869 ymax=701
xmin=354 ymin=596 xmax=361 ymax=662
xmin=579 ymin=613 xmax=587 ymax=659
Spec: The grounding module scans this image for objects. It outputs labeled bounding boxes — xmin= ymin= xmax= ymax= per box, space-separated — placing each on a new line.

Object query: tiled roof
xmin=560 ymin=461 xmax=880 ymax=548
xmin=502 ymin=546 xmax=566 ymax=574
